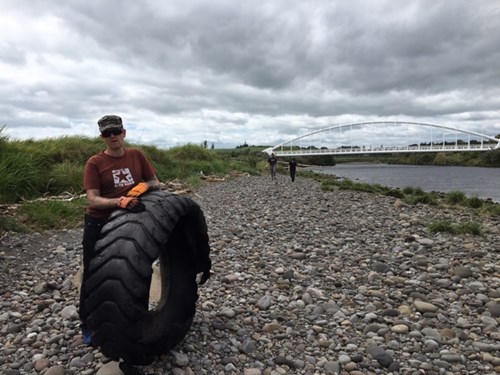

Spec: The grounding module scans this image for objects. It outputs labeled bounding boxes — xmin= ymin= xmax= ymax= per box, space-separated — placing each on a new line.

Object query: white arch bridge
xmin=263 ymin=121 xmax=500 ymax=157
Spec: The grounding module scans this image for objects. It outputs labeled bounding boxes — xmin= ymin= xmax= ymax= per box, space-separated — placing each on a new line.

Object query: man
xmin=80 ymin=115 xmax=160 ymax=343
xmin=288 ymin=158 xmax=297 ymax=182
xmin=267 ymin=153 xmax=278 ymax=180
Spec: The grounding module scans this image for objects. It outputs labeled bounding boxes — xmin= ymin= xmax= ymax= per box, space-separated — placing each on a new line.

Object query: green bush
xmin=480 ymin=149 xmax=500 ymax=167
xmin=434 ymin=153 xmax=463 ymax=166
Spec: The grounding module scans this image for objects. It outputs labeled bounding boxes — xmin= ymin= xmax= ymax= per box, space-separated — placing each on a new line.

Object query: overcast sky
xmin=1 ymin=0 xmax=500 ymax=149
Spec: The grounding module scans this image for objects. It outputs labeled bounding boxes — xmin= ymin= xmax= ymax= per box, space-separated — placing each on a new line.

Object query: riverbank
xmin=309 ymin=163 xmax=500 ymax=203
xmin=1 ymin=175 xmax=499 ymax=374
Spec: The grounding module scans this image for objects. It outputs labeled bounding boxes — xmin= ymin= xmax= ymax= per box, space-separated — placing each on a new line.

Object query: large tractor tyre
xmin=82 ymin=191 xmax=211 ymax=365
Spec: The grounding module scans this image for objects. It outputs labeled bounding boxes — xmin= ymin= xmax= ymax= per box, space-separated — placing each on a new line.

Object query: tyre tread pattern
xmin=82 ymin=191 xmax=211 ymax=365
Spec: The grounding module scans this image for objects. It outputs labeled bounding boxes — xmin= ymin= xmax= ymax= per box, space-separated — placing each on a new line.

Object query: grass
xmin=0 ymin=152 xmax=46 ymax=202
xmin=427 ymin=220 xmax=483 ymax=235
xmin=317 ymin=173 xmax=499 ymax=220
xmin=0 ymin=135 xmax=260 ymax=205
xmin=0 ymin=130 xmax=265 ymax=234
xmin=466 ymin=196 xmax=483 ymax=209
xmin=485 ymin=204 xmax=500 ymax=216
xmin=0 ymin=215 xmax=28 ymax=233
xmin=321 ymin=176 xmax=411 ymax=199
xmin=18 ymin=198 xmax=87 ymax=231
xmin=446 ymin=190 xmax=467 ymax=205
xmin=402 ymin=190 xmax=439 ymax=206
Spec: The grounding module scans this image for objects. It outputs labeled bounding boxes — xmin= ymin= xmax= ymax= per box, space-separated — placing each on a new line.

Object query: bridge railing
xmin=265 ymin=121 xmax=499 ymax=156
xmin=272 ymin=143 xmax=497 ymax=156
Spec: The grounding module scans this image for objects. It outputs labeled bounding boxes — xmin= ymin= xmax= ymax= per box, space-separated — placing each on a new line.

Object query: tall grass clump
xmin=427 ymin=220 xmax=482 ymax=235
xmin=169 ymin=144 xmax=216 ymax=161
xmin=385 ymin=188 xmax=405 ymax=199
xmin=466 ymin=196 xmax=483 ymax=209
xmin=402 ymin=187 xmax=438 ymax=205
xmin=446 ymin=190 xmax=467 ymax=205
xmin=318 ymin=176 xmax=399 ymax=196
xmin=402 ymin=186 xmax=426 ymax=196
xmin=320 ymin=177 xmax=340 ymax=192
xmin=0 ymin=152 xmax=46 ymax=203
xmin=0 ymin=133 xmax=100 ymax=203
xmin=0 ymin=216 xmax=28 ymax=233
xmin=485 ymin=204 xmax=500 ymax=216
xmin=47 ymin=161 xmax=85 ymax=195
xmin=34 ymin=136 xmax=103 ymax=164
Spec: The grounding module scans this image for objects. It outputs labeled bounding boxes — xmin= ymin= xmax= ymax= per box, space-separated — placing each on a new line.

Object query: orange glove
xmin=117 ymin=196 xmax=145 ymax=212
xmin=126 ymin=182 xmax=150 ymax=197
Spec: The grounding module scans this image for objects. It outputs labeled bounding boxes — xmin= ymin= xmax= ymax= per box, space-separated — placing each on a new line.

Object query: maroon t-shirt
xmin=83 ymin=148 xmax=157 ymax=219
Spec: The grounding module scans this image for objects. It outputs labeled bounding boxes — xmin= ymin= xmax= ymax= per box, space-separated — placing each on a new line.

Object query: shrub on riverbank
xmin=317 ymin=174 xmax=499 ymax=217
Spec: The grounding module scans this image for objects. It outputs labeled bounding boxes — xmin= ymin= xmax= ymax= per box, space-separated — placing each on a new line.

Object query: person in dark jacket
xmin=288 ymin=158 xmax=297 ymax=182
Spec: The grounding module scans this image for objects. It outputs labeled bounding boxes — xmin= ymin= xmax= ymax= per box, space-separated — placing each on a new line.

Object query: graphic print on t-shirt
xmin=113 ymin=168 xmax=135 ymax=187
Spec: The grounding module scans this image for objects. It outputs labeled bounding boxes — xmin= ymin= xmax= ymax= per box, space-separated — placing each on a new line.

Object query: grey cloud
xmin=1 ymin=0 xmax=499 ymax=147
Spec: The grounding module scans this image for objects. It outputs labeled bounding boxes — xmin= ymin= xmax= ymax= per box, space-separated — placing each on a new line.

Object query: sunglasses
xmin=101 ymin=129 xmax=123 ymax=137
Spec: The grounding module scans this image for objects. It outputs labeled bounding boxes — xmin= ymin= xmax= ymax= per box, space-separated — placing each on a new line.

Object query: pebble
xmin=0 ymin=174 xmax=499 ymax=374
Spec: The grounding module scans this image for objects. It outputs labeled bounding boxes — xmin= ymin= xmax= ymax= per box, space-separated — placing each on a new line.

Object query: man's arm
xmin=86 ymin=189 xmax=121 ymax=209
xmin=87 ymin=189 xmax=144 ymax=211
xmin=145 ymin=176 xmax=161 ymax=191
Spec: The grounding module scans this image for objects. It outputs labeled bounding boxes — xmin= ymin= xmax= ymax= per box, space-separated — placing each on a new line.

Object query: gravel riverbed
xmin=1 ymin=175 xmax=499 ymax=375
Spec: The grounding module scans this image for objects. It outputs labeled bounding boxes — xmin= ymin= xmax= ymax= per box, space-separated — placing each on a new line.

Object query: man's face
xmin=101 ymin=127 xmax=126 ymax=148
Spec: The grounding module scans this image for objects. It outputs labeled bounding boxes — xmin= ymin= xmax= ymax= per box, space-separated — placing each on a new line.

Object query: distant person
xmin=288 ymin=158 xmax=297 ymax=182
xmin=80 ymin=115 xmax=160 ymax=345
xmin=267 ymin=153 xmax=278 ymax=180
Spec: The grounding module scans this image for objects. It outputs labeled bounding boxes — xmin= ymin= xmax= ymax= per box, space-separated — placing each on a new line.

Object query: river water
xmin=310 ymin=163 xmax=500 ymax=202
